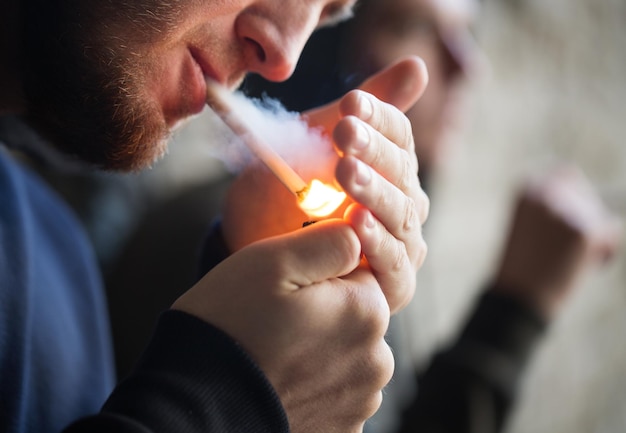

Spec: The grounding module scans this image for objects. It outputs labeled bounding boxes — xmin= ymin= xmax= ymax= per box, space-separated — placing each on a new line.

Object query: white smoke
xmin=203 ymin=89 xmax=338 ymax=183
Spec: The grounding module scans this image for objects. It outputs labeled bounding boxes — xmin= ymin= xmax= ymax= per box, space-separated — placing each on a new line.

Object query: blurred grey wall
xmin=400 ymin=0 xmax=626 ymax=432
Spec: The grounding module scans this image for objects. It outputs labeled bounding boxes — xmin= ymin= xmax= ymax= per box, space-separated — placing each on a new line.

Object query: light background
xmin=401 ymin=0 xmax=626 ymax=431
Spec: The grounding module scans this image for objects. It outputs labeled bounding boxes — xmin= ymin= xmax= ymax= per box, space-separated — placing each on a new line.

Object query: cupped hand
xmin=222 ymin=55 xmax=431 ymax=314
xmin=494 ymin=165 xmax=622 ymax=318
xmin=173 ymin=220 xmax=393 ymax=433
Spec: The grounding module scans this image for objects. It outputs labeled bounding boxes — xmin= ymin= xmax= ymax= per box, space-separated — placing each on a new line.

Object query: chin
xmin=25 ymin=99 xmax=170 ymax=172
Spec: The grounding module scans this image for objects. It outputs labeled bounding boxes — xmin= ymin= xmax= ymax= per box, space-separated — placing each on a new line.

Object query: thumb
xmin=358 ymin=55 xmax=429 ymax=112
xmin=304 ymin=55 xmax=429 ymax=128
xmin=262 ymin=219 xmax=363 ymax=289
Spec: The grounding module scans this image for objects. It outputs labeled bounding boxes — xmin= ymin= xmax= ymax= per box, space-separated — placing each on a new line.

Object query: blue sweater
xmin=0 ymin=144 xmax=289 ymax=432
xmin=0 ymin=146 xmax=115 ymax=432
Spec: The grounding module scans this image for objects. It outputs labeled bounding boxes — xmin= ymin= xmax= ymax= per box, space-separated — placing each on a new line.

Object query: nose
xmin=236 ymin=6 xmax=321 ymax=82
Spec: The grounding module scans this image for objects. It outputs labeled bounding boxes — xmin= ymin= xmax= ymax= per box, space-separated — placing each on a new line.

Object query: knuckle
xmin=397 ymin=154 xmax=416 ymax=192
xmin=374 ymin=242 xmax=415 ymax=312
xmin=346 ymin=289 xmax=390 ymax=340
xmin=366 ymin=302 xmax=391 ymax=340
xmin=398 ymin=187 xmax=429 ymax=236
xmin=369 ymin=133 xmax=386 ymax=168
xmin=369 ymin=390 xmax=385 ymax=419
xmin=340 ymin=343 xmax=392 ymax=426
xmin=401 ymin=116 xmax=415 ymax=152
xmin=390 ymin=243 xmax=409 ymax=274
xmin=401 ymin=196 xmax=418 ymax=235
xmin=362 ymin=390 xmax=384 ymax=421
xmin=390 ymin=268 xmax=417 ymax=312
xmin=378 ymin=106 xmax=394 ymax=136
xmin=401 ymin=186 xmax=430 ymax=231
xmin=377 ymin=187 xmax=395 ymax=212
xmin=378 ymin=233 xmax=408 ymax=275
xmin=346 ymin=390 xmax=383 ymax=427
xmin=373 ymin=341 xmax=395 ymax=388
xmin=363 ymin=341 xmax=394 ymax=389
xmin=355 ymin=343 xmax=393 ymax=418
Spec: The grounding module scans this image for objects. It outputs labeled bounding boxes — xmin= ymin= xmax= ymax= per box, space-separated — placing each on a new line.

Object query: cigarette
xmin=205 ymin=79 xmax=309 ymax=198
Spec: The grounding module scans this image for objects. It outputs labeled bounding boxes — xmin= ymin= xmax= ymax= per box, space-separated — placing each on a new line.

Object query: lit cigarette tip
xmin=205 ymin=78 xmax=347 ymax=218
xmin=205 ymin=78 xmax=308 ymax=195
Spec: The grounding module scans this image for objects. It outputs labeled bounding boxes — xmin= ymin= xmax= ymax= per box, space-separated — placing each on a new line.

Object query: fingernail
xmin=364 ymin=210 xmax=376 ymax=228
xmin=355 ymin=159 xmax=372 ymax=186
xmin=353 ymin=121 xmax=370 ymax=150
xmin=358 ymin=93 xmax=373 ymax=120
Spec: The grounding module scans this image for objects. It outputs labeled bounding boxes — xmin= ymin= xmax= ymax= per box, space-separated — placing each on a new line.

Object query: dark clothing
xmin=64 ymin=311 xmax=289 ymax=433
xmin=0 ymin=145 xmax=115 ymax=433
xmin=0 ymin=140 xmax=288 ymax=433
xmin=397 ymin=291 xmax=546 ymax=433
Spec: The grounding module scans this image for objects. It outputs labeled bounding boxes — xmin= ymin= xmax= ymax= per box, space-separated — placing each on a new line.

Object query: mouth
xmin=188 ymin=47 xmax=216 ymax=115
xmin=163 ymin=47 xmax=246 ymax=128
xmin=156 ymin=48 xmax=213 ymax=128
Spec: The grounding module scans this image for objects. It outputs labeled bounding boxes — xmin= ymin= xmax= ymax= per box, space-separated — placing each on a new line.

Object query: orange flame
xmin=297 ymin=179 xmax=347 ymax=218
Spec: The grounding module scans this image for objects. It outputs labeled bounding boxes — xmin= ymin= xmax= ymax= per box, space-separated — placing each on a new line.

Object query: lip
xmin=179 ymin=47 xmax=246 ymax=125
xmin=187 ymin=47 xmax=216 ymax=116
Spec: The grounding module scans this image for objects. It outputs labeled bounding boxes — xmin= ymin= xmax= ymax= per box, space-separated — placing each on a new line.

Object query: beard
xmin=19 ymin=0 xmax=174 ymax=171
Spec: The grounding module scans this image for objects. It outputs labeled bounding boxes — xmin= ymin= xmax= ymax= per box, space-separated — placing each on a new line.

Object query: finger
xmin=336 ymin=153 xmax=429 ymax=236
xmin=333 ymin=114 xmax=418 ymax=194
xmin=338 ymin=91 xmax=417 ymax=161
xmin=344 ymin=204 xmax=425 ymax=313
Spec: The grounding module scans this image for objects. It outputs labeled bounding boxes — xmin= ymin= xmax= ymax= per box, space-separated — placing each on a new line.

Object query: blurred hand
xmin=222 ymin=55 xmax=430 ymax=313
xmin=173 ymin=220 xmax=392 ymax=433
xmin=494 ymin=166 xmax=622 ymax=318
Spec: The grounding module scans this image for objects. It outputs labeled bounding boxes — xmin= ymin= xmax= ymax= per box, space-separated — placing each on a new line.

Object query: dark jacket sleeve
xmin=63 ymin=308 xmax=290 ymax=432
xmin=396 ymin=289 xmax=547 ymax=433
